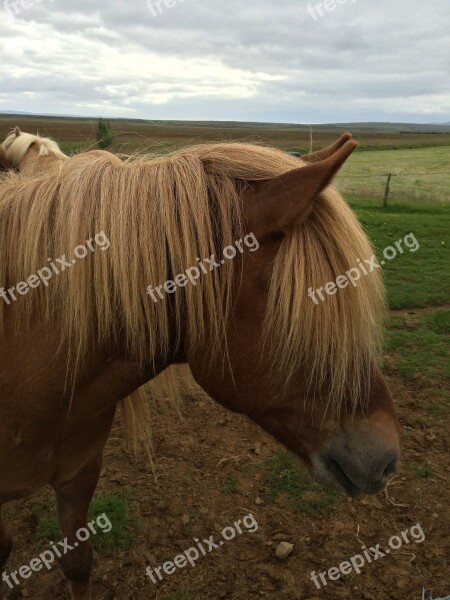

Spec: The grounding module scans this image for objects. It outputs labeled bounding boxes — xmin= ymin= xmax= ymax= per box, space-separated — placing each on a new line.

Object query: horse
xmin=0 ymin=132 xmax=400 ymax=599
xmin=0 ymin=128 xmax=152 ymax=447
xmin=2 ymin=126 xmax=69 ymax=177
xmin=1 ymin=128 xmax=129 ymax=184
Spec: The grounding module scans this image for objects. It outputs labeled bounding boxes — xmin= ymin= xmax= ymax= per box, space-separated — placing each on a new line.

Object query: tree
xmin=97 ymin=118 xmax=113 ymax=149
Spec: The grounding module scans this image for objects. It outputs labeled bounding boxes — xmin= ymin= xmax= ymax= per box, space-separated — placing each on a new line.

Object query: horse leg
xmin=0 ymin=507 xmax=13 ymax=599
xmin=52 ymin=455 xmax=102 ymax=600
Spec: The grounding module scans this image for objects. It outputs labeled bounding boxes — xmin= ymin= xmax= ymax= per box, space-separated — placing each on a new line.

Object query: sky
xmin=1 ymin=0 xmax=449 ymax=124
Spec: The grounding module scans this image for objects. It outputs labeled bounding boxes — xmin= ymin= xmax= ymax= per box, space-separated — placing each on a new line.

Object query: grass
xmin=352 ymin=203 xmax=450 ymax=309
xmin=384 ymin=309 xmax=450 ymax=426
xmin=262 ymin=451 xmax=340 ymax=514
xmin=385 ymin=310 xmax=450 ymax=381
xmin=408 ymin=462 xmax=435 ymax=479
xmin=33 ymin=492 xmax=133 ymax=552
xmin=219 ymin=476 xmax=238 ymax=495
xmin=338 ymin=146 xmax=450 ymax=205
xmin=33 ymin=500 xmax=60 ymax=542
xmin=88 ymin=493 xmax=133 ymax=551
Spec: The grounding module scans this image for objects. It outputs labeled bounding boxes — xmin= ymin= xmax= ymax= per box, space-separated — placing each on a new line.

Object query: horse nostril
xmin=324 ymin=448 xmax=399 ymax=496
xmin=382 ymin=457 xmax=398 ymax=479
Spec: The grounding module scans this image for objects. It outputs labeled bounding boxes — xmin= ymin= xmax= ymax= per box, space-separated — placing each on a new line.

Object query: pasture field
xmin=1 ymin=114 xmax=450 ymax=156
xmin=357 ymin=202 xmax=450 ymax=308
xmin=2 ymin=114 xmax=448 ymax=206
xmin=338 ymin=145 xmax=450 ymax=205
xmin=1 ymin=116 xmax=449 ymax=600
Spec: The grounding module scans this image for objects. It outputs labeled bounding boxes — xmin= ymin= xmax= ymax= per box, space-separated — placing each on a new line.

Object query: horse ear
xmin=301 ymin=132 xmax=353 ymax=163
xmin=244 ymin=138 xmax=358 ymax=237
xmin=15 ymin=126 xmax=21 ymax=137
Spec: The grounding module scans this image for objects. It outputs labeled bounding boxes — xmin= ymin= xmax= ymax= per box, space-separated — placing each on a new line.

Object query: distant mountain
xmin=0 ymin=111 xmax=450 ymax=132
xmin=1 ymin=110 xmax=35 ymax=115
xmin=0 ymin=110 xmax=83 ymax=118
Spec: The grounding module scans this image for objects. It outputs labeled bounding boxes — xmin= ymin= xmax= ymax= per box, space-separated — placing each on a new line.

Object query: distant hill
xmin=1 ymin=110 xmax=82 ymax=118
xmin=0 ymin=111 xmax=449 ymax=133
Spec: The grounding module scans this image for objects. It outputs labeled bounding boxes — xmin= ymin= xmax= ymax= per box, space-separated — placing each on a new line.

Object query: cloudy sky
xmin=1 ymin=0 xmax=449 ymax=123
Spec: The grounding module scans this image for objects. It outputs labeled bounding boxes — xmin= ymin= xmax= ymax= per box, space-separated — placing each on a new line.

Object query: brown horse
xmin=0 ymin=132 xmax=400 ymax=599
xmin=0 ymin=127 xmax=152 ymax=445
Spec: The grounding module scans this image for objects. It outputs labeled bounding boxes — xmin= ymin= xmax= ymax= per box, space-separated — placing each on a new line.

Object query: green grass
xmin=385 ymin=310 xmax=450 ymax=381
xmin=219 ymin=476 xmax=238 ymax=495
xmin=33 ymin=501 xmax=60 ymax=542
xmin=33 ymin=493 xmax=133 ymax=552
xmin=88 ymin=493 xmax=133 ymax=551
xmin=427 ymin=309 xmax=450 ymax=334
xmin=353 ymin=204 xmax=450 ymax=309
xmin=338 ymin=146 xmax=450 ymax=205
xmin=262 ymin=451 xmax=340 ymax=514
xmin=59 ymin=142 xmax=92 ymax=154
xmin=408 ymin=462 xmax=435 ymax=479
xmin=384 ymin=310 xmax=450 ymax=426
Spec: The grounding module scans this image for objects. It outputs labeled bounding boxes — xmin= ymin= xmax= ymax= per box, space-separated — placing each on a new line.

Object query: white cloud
xmin=0 ymin=0 xmax=449 ymax=122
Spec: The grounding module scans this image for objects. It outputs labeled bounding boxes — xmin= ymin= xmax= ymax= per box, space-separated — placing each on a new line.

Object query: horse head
xmin=1 ymin=126 xmax=68 ymax=171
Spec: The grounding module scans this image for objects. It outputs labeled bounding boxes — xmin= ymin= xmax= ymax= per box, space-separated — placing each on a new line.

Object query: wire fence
xmin=337 ymin=172 xmax=449 ymax=205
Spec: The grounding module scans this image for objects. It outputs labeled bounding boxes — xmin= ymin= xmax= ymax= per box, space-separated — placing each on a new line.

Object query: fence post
xmin=383 ymin=173 xmax=392 ymax=207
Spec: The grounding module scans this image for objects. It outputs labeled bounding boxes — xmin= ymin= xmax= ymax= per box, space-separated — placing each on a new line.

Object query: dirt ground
xmin=3 ymin=367 xmax=449 ymax=600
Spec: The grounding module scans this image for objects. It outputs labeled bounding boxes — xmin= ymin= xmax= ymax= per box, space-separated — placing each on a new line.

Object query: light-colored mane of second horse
xmin=2 ymin=126 xmax=69 ymax=176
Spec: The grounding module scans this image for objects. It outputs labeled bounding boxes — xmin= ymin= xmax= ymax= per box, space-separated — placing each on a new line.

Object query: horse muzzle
xmin=310 ymin=421 xmax=400 ymax=497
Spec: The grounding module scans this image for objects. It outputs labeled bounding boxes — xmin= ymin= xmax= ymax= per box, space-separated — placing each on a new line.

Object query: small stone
xmin=181 ymin=514 xmax=190 ymax=525
xmin=255 ymin=497 xmax=264 ymax=505
xmin=275 ymin=542 xmax=294 ymax=560
xmin=252 ymin=443 xmax=262 ymax=455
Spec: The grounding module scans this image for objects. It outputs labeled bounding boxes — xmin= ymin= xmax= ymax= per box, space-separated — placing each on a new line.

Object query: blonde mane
xmin=0 ymin=143 xmax=384 ymax=407
xmin=2 ymin=130 xmax=67 ymax=166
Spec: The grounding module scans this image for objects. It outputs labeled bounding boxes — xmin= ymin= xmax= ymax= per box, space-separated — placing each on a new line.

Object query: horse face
xmin=187 ymin=135 xmax=399 ymax=497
